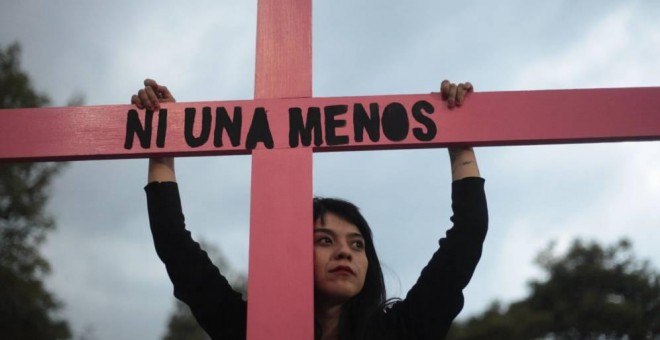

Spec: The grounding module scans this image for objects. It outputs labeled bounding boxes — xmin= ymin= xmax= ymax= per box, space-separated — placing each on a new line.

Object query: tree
xmin=447 ymin=238 xmax=660 ymax=340
xmin=0 ymin=42 xmax=71 ymax=339
xmin=161 ymin=240 xmax=247 ymax=340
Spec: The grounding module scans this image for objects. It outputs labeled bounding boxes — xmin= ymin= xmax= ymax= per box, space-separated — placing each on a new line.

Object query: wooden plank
xmin=1 ymin=87 xmax=659 ymax=162
xmin=254 ymin=0 xmax=311 ymax=99
xmin=247 ymin=148 xmax=313 ymax=339
xmin=247 ymin=0 xmax=313 ymax=339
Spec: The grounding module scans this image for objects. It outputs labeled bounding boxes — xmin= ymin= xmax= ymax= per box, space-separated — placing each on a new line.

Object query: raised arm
xmin=134 ymin=80 xmax=247 ymax=339
xmin=440 ymin=80 xmax=481 ymax=181
xmin=377 ymin=80 xmax=487 ymax=339
xmin=449 ymin=147 xmax=480 ymax=180
xmin=131 ymin=78 xmax=177 ymax=183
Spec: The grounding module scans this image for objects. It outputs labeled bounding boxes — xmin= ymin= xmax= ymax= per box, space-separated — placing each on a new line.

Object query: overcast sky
xmin=1 ymin=1 xmax=659 ymax=339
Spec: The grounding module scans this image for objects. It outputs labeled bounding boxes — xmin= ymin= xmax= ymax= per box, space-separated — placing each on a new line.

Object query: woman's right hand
xmin=132 ymin=79 xmax=178 ymax=183
xmin=131 ymin=78 xmax=176 ymax=110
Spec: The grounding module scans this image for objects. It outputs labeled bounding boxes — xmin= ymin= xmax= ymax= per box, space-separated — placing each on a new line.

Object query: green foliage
xmin=0 ymin=42 xmax=71 ymax=339
xmin=0 ymin=42 xmax=50 ymax=109
xmin=161 ymin=241 xmax=247 ymax=340
xmin=163 ymin=301 xmax=213 ymax=340
xmin=447 ymin=239 xmax=660 ymax=340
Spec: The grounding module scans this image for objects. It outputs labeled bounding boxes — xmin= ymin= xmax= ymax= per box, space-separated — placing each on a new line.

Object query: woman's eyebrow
xmin=313 ymin=227 xmax=335 ymax=235
xmin=347 ymin=232 xmax=364 ymax=239
xmin=314 ymin=228 xmax=364 ymax=239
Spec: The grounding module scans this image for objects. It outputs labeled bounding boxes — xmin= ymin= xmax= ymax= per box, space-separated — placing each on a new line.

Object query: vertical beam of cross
xmin=247 ymin=0 xmax=313 ymax=339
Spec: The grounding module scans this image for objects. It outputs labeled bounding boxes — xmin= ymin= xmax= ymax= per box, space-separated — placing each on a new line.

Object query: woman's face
xmin=313 ymin=212 xmax=369 ymax=305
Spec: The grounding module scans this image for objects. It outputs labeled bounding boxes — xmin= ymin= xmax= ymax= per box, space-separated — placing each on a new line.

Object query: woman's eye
xmin=316 ymin=237 xmax=332 ymax=245
xmin=352 ymin=240 xmax=365 ymax=250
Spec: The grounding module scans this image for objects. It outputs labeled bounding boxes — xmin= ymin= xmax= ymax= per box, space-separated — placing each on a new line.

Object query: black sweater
xmin=145 ymin=177 xmax=487 ymax=340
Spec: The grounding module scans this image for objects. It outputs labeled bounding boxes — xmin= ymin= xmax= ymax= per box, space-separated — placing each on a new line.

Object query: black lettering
xmin=246 ymin=107 xmax=274 ymax=149
xmin=324 ymin=105 xmax=349 ymax=146
xmin=289 ymin=107 xmax=322 ymax=148
xmin=184 ymin=107 xmax=212 ymax=147
xmin=124 ymin=109 xmax=153 ymax=149
xmin=156 ymin=109 xmax=168 ymax=148
xmin=381 ymin=102 xmax=409 ymax=142
xmin=411 ymin=100 xmax=436 ymax=141
xmin=214 ymin=107 xmax=243 ymax=147
xmin=353 ymin=103 xmax=380 ymax=143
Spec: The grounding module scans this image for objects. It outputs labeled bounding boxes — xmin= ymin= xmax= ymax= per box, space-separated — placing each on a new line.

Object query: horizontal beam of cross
xmin=1 ymin=87 xmax=659 ymax=162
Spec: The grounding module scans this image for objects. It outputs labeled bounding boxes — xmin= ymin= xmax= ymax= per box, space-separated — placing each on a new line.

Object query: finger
xmin=138 ymin=89 xmax=153 ymax=110
xmin=440 ymin=80 xmax=451 ymax=99
xmin=455 ymin=83 xmax=467 ymax=106
xmin=144 ymin=86 xmax=161 ymax=110
xmin=144 ymin=78 xmax=159 ymax=89
xmin=448 ymin=83 xmax=458 ymax=108
xmin=144 ymin=78 xmax=162 ymax=106
xmin=131 ymin=94 xmax=144 ymax=109
xmin=455 ymin=82 xmax=474 ymax=107
xmin=157 ymin=85 xmax=175 ymax=102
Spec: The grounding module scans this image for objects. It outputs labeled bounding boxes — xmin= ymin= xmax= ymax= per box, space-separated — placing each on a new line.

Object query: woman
xmin=135 ymin=79 xmax=487 ymax=340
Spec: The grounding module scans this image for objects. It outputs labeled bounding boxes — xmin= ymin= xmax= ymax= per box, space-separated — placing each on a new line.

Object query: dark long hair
xmin=313 ymin=197 xmax=386 ymax=340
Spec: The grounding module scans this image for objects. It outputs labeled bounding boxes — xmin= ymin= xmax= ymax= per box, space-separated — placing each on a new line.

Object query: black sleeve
xmin=145 ymin=182 xmax=246 ymax=340
xmin=383 ymin=177 xmax=488 ymax=339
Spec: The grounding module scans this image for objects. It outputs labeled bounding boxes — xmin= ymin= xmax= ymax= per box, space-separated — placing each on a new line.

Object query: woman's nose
xmin=334 ymin=241 xmax=352 ymax=260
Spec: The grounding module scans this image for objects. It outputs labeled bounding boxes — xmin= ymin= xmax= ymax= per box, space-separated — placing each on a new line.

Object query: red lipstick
xmin=330 ymin=265 xmax=355 ymax=275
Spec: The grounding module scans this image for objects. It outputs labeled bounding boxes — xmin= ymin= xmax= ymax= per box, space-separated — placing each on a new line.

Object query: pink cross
xmin=1 ymin=1 xmax=659 ymax=339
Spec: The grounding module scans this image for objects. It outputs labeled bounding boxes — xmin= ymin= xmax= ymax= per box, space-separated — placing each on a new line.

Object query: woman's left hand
xmin=441 ymin=80 xmax=473 ymax=109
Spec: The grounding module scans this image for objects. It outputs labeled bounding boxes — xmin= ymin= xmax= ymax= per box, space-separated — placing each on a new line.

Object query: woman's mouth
xmin=329 ymin=266 xmax=355 ymax=276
